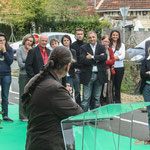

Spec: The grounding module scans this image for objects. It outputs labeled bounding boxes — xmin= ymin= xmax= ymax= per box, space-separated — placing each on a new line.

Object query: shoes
xmin=3 ymin=116 xmax=14 ymax=122
xmin=21 ymin=119 xmax=28 ymax=122
xmin=141 ymin=107 xmax=147 ymax=113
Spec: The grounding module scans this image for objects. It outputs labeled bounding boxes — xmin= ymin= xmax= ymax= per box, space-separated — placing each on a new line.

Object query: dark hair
xmin=22 ymin=34 xmax=36 ymax=46
xmin=22 ymin=46 xmax=72 ymax=103
xmin=109 ymin=30 xmax=121 ymax=50
xmin=61 ymin=34 xmax=72 ymax=45
xmin=76 ymin=28 xmax=84 ymax=33
xmin=0 ymin=32 xmax=10 ymax=50
xmin=87 ymin=31 xmax=97 ymax=38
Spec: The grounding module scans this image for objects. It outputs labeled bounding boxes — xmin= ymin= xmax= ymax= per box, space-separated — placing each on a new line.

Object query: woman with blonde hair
xmin=16 ymin=34 xmax=35 ymax=121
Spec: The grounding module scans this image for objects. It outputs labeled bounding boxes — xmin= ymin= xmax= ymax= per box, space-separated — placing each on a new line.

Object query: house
xmin=87 ymin=0 xmax=150 ymax=31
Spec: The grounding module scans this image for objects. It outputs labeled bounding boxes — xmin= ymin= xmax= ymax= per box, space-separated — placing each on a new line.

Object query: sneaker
xmin=21 ymin=119 xmax=28 ymax=122
xmin=3 ymin=116 xmax=14 ymax=122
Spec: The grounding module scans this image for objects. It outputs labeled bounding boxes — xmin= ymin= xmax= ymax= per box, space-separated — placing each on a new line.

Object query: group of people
xmin=0 ymin=27 xmax=150 ymax=149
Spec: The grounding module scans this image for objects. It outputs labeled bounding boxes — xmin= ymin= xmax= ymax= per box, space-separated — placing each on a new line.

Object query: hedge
xmin=0 ymin=16 xmax=111 ymax=41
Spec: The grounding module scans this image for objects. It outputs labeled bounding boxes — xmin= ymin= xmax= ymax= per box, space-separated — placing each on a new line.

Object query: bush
xmin=122 ymin=60 xmax=141 ymax=94
xmin=41 ymin=16 xmax=111 ymax=41
xmin=0 ymin=16 xmax=111 ymax=41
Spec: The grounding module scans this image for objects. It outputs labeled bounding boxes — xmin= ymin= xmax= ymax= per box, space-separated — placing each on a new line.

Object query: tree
xmin=1 ymin=0 xmax=87 ymax=32
xmin=46 ymin=0 xmax=87 ymax=21
xmin=1 ymin=0 xmax=48 ymax=32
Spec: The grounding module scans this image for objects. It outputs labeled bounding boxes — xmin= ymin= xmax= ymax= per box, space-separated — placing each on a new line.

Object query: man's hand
xmin=100 ymin=53 xmax=104 ymax=56
xmin=86 ymin=52 xmax=93 ymax=59
xmin=72 ymin=58 xmax=76 ymax=63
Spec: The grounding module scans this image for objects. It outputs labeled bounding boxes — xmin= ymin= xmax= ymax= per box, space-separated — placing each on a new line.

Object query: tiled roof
xmin=0 ymin=0 xmax=11 ymax=13
xmin=96 ymin=0 xmax=150 ymax=11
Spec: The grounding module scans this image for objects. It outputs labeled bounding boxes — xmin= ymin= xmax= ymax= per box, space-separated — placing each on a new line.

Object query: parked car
xmin=126 ymin=37 xmax=150 ymax=64
xmin=10 ymin=32 xmax=76 ymax=59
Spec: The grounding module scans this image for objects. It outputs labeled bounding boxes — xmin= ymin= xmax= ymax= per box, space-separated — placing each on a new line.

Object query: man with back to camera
xmin=70 ymin=28 xmax=85 ymax=105
xmin=25 ymin=35 xmax=50 ymax=79
xmin=80 ymin=31 xmax=107 ymax=112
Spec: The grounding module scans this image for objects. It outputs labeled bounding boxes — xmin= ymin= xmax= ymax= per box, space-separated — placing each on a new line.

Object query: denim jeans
xmin=66 ymin=73 xmax=81 ymax=105
xmin=0 ymin=75 xmax=11 ymax=118
xmin=142 ymin=84 xmax=150 ymax=130
xmin=81 ymin=73 xmax=102 ymax=112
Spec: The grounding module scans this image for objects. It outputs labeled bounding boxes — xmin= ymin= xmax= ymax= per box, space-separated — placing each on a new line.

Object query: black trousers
xmin=113 ymin=67 xmax=124 ymax=103
xmin=19 ymin=74 xmax=29 ymax=120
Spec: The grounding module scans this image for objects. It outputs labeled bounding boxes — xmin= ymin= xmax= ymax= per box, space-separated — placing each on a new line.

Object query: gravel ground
xmin=121 ymin=93 xmax=144 ymax=103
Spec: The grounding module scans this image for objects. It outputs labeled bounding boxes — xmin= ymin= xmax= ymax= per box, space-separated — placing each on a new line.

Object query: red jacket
xmin=105 ymin=47 xmax=116 ymax=74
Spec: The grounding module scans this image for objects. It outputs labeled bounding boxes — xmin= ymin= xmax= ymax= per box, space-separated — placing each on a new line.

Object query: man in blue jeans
xmin=0 ymin=33 xmax=14 ymax=122
xmin=80 ymin=31 xmax=107 ymax=112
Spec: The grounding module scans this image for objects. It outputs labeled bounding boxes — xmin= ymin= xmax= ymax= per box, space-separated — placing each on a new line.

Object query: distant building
xmin=87 ymin=0 xmax=150 ymax=31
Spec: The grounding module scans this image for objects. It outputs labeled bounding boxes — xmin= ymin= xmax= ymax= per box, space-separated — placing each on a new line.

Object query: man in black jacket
xmin=140 ymin=40 xmax=150 ymax=138
xmin=25 ymin=35 xmax=50 ymax=78
xmin=71 ymin=28 xmax=85 ymax=105
xmin=80 ymin=31 xmax=107 ymax=112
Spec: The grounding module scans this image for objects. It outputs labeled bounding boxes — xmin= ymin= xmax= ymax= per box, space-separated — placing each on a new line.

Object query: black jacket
xmin=140 ymin=40 xmax=150 ymax=93
xmin=140 ymin=60 xmax=150 ymax=93
xmin=25 ymin=46 xmax=50 ymax=78
xmin=80 ymin=43 xmax=107 ymax=85
xmin=71 ymin=39 xmax=85 ymax=69
xmin=68 ymin=48 xmax=77 ymax=77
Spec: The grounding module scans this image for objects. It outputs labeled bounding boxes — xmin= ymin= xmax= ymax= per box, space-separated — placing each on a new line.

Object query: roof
xmin=95 ymin=0 xmax=150 ymax=12
xmin=0 ymin=0 xmax=11 ymax=13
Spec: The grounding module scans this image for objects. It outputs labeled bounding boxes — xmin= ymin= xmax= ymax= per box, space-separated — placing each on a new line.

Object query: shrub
xmin=121 ymin=60 xmax=141 ymax=94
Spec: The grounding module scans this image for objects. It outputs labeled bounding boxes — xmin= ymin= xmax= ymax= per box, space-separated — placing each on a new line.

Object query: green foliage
xmin=1 ymin=0 xmax=48 ymax=31
xmin=41 ymin=16 xmax=111 ymax=41
xmin=122 ymin=60 xmax=140 ymax=94
xmin=46 ymin=0 xmax=87 ymax=21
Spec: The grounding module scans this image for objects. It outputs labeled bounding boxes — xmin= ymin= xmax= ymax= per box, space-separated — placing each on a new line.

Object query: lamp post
xmin=120 ymin=7 xmax=130 ymax=44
